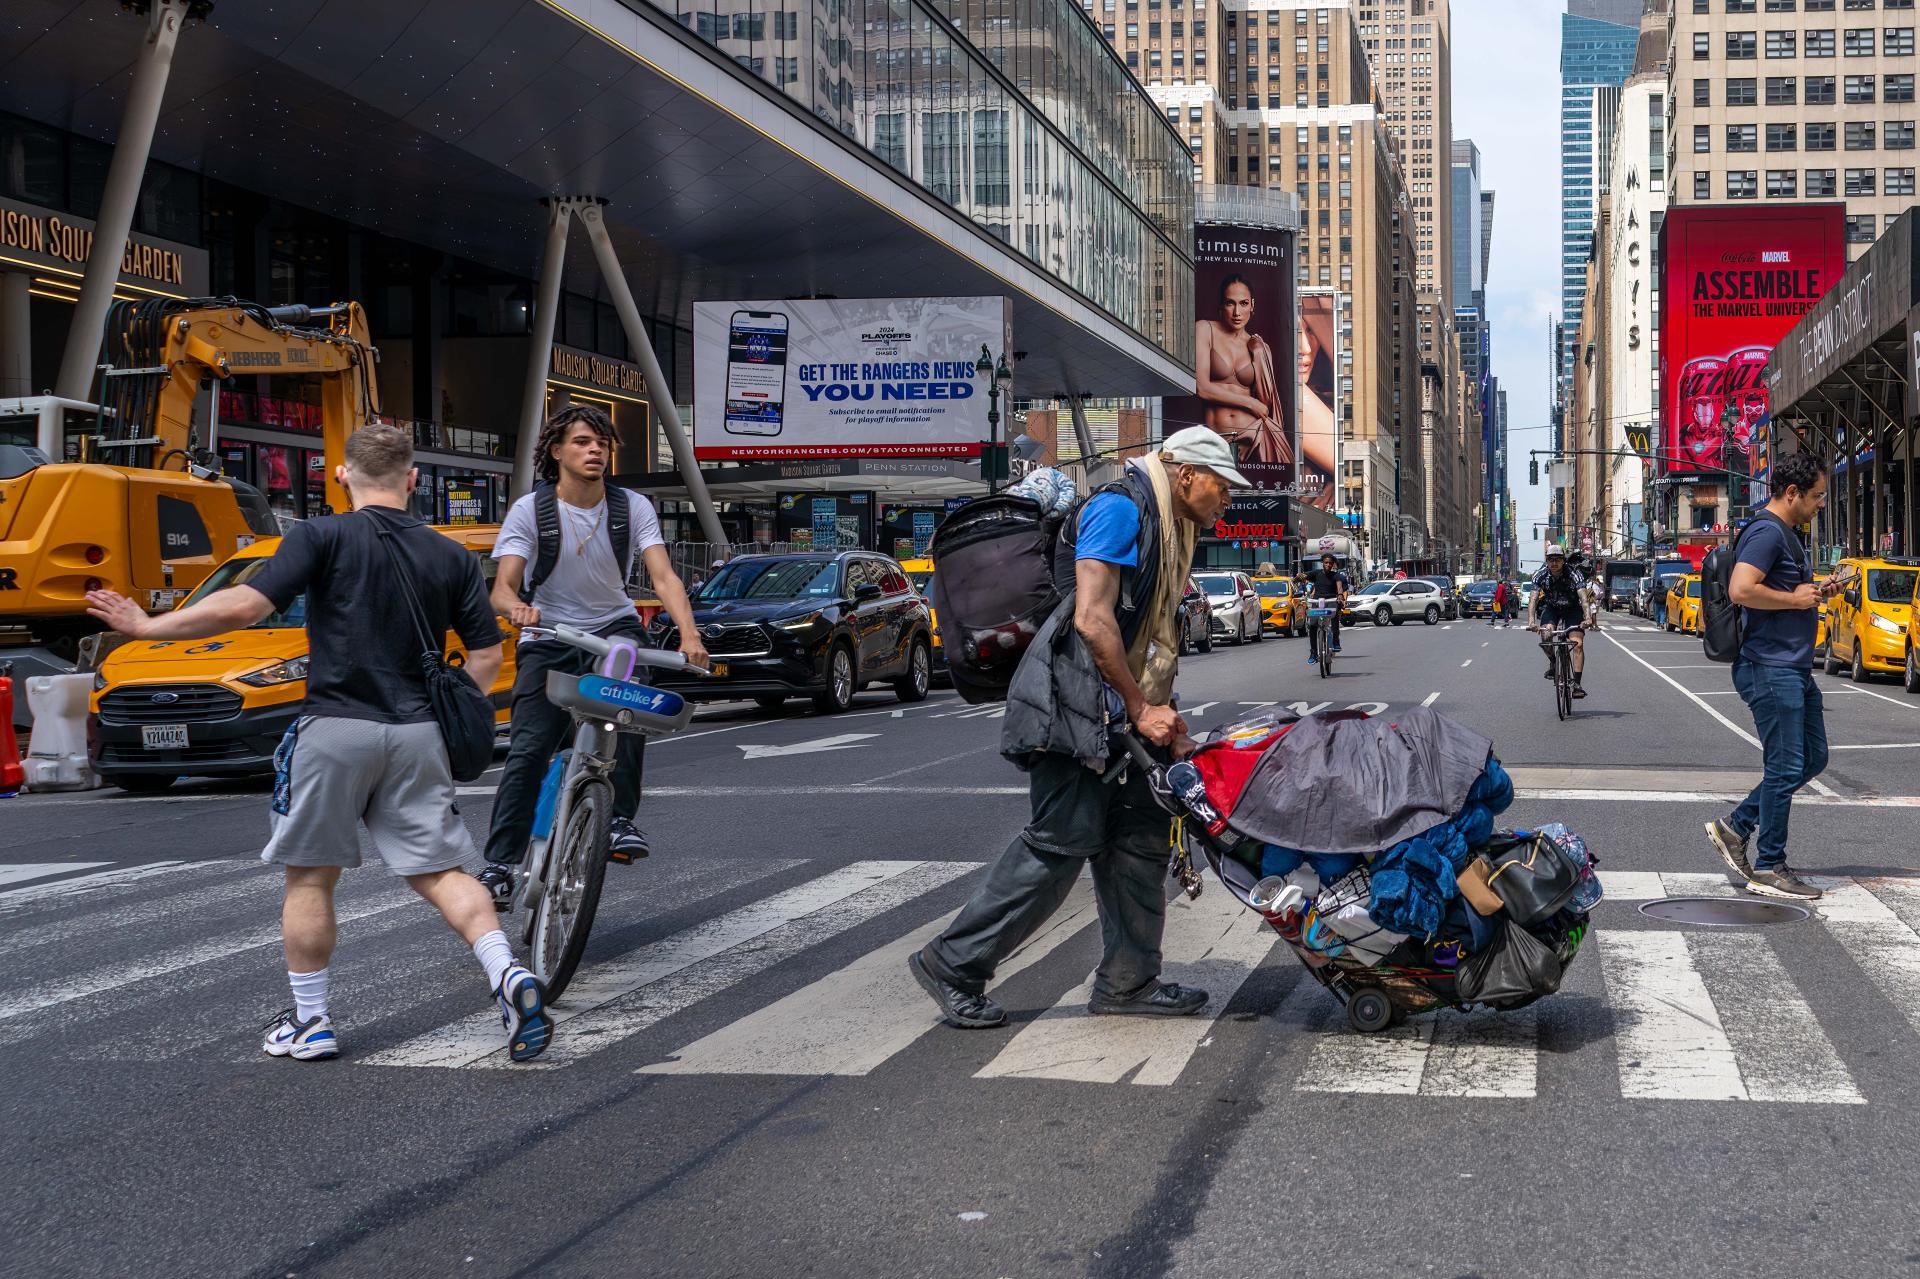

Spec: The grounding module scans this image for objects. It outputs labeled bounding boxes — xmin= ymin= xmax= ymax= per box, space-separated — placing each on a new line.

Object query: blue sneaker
xmin=1308 ymin=653 xmax=1318 ymax=665
xmin=262 ymin=1009 xmax=339 ymax=1060
xmin=496 ymin=965 xmax=553 ymax=1063
xmin=1331 ymin=644 xmax=1342 ymax=653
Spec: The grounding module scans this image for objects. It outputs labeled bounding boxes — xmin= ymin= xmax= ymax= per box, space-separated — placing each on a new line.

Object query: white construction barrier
xmin=24 ymin=674 xmax=100 ymax=791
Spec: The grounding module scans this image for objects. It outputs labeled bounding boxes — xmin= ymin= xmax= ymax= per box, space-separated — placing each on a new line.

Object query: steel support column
xmin=54 ymin=0 xmax=195 ymax=402
xmin=0 ymin=270 xmax=30 ymax=399
xmin=576 ymin=203 xmax=728 ymax=552
xmin=510 ymin=198 xmax=576 ymax=498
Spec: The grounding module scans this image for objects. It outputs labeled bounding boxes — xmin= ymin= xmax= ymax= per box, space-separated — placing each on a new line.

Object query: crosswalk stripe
xmin=360 ymin=860 xmax=929 ymax=1069
xmin=1596 ymin=870 xmax=1666 ymax=901
xmin=0 ymin=860 xmax=240 ymax=916
xmin=1809 ymin=878 xmax=1920 ymax=1040
xmin=0 ymin=863 xmax=109 ymax=889
xmin=3 ymin=866 xmax=280 ymax=959
xmin=1598 ymin=930 xmax=1746 ymax=1101
xmin=973 ymin=887 xmax=1277 ymax=1086
xmin=0 ymin=889 xmax=416 ymax=1024
xmin=1292 ymin=991 xmax=1540 ymax=1099
xmin=1690 ymin=932 xmax=1864 ymax=1105
xmin=638 ymin=883 xmax=1102 ymax=1078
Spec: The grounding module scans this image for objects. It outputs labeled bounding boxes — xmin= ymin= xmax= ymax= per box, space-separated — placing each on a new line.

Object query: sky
xmin=1452 ymin=0 xmax=1562 ymax=571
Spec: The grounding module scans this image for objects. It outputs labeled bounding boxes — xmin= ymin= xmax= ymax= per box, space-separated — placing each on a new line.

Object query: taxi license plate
xmin=142 ymin=724 xmax=189 ymax=750
xmin=711 ymin=661 xmax=728 ymax=678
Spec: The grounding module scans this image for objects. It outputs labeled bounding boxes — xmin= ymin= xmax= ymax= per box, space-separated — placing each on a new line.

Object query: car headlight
xmin=91 ymin=672 xmax=109 ymax=692
xmin=1871 ymin=613 xmax=1904 ymax=634
xmin=775 ymin=613 xmax=825 ymax=631
xmin=238 ymin=656 xmax=309 ymax=687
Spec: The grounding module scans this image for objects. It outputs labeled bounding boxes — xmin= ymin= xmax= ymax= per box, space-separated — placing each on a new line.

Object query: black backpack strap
xmin=606 ymin=484 xmax=632 ymax=585
xmin=520 ymin=484 xmax=561 ymax=604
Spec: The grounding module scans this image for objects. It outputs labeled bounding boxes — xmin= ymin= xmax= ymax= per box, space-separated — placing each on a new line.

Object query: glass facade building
xmin=656 ymin=0 xmax=1196 ymax=361
xmin=1560 ymin=8 xmax=1637 ymax=390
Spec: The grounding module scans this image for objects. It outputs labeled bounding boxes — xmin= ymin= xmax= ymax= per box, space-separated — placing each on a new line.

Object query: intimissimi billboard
xmin=1659 ymin=204 xmax=1846 ymax=478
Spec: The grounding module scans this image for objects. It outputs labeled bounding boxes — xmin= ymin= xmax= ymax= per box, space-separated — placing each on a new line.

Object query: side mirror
xmin=854 ymin=583 xmax=884 ymax=602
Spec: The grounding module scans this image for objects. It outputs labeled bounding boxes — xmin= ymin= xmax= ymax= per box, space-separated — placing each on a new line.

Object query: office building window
xmin=1887 ymin=165 xmax=1917 ymax=192
xmin=1847 ymin=73 xmax=1878 ymax=99
xmin=1766 ymin=168 xmax=1799 ymax=196
xmin=1767 ymin=29 xmax=1798 ymax=55
xmin=1694 ymin=32 xmax=1711 ymax=57
xmin=1846 ymin=213 xmax=1877 ymax=242
xmin=1806 ymin=166 xmax=1838 ymax=194
xmin=1807 ymin=0 xmax=1836 ymax=8
xmin=1845 ymin=165 xmax=1877 ymax=193
xmin=1808 ymin=74 xmax=1838 ymax=100
xmin=1766 ymin=0 xmax=1797 ymax=8
xmin=1695 ymin=171 xmax=1713 ymax=198
xmin=1728 ymin=123 xmax=1759 ymax=151
xmin=1729 ymin=0 xmax=1757 ymax=9
xmin=1845 ymin=27 xmax=1876 ymax=53
xmin=1807 ymin=28 xmax=1837 ymax=54
xmin=1694 ymin=77 xmax=1712 ymax=105
xmin=1888 ymin=119 xmax=1916 ymax=147
xmin=1767 ymin=75 xmax=1799 ymax=102
xmin=1728 ymin=31 xmax=1758 ymax=56
xmin=1695 ymin=124 xmax=1712 ymax=153
xmin=1729 ymin=77 xmax=1759 ymax=103
xmin=1889 ymin=26 xmax=1917 ymax=51
xmin=1767 ymin=122 xmax=1798 ymax=149
xmin=1727 ymin=170 xmax=1759 ymax=197
xmin=1845 ymin=0 xmax=1876 ymax=7
xmin=1846 ymin=120 xmax=1877 ymax=147
xmin=1890 ymin=72 xmax=1917 ymax=98
xmin=1808 ymin=120 xmax=1838 ymax=148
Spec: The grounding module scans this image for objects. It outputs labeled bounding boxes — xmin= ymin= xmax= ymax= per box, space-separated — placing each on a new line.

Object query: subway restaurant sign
xmin=0 ymin=196 xmax=208 ymax=295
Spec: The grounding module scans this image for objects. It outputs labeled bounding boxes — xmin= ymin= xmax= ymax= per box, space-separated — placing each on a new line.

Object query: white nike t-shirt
xmin=493 ymin=488 xmax=664 ymax=641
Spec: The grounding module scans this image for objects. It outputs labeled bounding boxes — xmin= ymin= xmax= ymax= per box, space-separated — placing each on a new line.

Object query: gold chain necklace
xmin=567 ymin=501 xmax=605 ymax=556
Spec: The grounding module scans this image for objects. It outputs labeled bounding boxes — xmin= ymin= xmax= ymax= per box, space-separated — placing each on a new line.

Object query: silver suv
xmin=1350 ymin=578 xmax=1447 ymax=627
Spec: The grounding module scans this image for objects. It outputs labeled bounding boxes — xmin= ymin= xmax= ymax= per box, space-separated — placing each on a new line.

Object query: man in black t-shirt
xmin=1297 ymin=553 xmax=1350 ymax=660
xmin=87 ymin=425 xmax=556 ymax=1065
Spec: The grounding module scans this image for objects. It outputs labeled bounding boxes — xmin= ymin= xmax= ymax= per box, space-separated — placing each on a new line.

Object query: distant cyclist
xmin=1298 ymin=552 xmax=1350 ymax=664
xmin=1530 ymin=544 xmax=1596 ymax=698
xmin=476 ymin=405 xmax=707 ymax=911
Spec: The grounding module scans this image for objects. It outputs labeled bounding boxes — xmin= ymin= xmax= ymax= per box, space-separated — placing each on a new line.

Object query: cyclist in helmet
xmin=1530 ymin=544 xmax=1597 ymax=698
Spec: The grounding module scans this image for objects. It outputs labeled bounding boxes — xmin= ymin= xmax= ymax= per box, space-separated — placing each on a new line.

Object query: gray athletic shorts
xmin=261 ymin=716 xmax=477 ymax=876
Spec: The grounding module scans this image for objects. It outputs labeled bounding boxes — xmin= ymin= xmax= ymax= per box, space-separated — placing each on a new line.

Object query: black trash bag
xmin=1454 ymin=918 xmax=1564 ymax=1010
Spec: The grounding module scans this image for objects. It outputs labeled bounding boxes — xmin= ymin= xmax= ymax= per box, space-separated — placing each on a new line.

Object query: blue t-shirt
xmin=1735 ymin=515 xmax=1814 ymax=668
xmin=1075 ymin=491 xmax=1140 ymax=567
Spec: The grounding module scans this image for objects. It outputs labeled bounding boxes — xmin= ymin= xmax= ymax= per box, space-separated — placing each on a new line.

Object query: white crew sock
xmin=288 ymin=968 xmax=330 ymax=1022
xmin=473 ymin=930 xmax=516 ymax=993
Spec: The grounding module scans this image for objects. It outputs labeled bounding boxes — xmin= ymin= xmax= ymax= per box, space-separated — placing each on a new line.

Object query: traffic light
xmin=979 ymin=443 xmax=1010 ymax=483
xmin=1529 ymin=456 xmax=1539 ymax=485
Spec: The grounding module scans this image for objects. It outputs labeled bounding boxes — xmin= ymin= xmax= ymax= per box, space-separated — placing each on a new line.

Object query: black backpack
xmin=1700 ymin=513 xmax=1798 ymax=663
xmin=519 ymin=483 xmax=633 ymax=604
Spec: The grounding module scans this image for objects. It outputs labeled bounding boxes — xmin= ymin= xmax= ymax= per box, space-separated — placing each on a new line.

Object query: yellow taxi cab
xmin=1814 ymin=572 xmax=1833 ymax=655
xmin=899 ymin=557 xmax=949 ymax=682
xmin=1252 ymin=576 xmax=1303 ymax=637
xmin=1824 ymin=556 xmax=1918 ymax=684
xmin=88 ymin=524 xmax=517 ymax=793
xmin=1666 ymin=574 xmax=1702 ymax=635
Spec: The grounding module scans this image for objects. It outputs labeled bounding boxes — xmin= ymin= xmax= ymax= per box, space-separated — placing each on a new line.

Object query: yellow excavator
xmin=0 ymin=297 xmax=380 ymax=722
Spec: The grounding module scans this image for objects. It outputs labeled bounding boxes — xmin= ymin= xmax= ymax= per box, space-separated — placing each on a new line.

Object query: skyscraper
xmin=1561 ymin=3 xmax=1639 ymax=390
xmin=1360 ymin=0 xmax=1455 ymax=312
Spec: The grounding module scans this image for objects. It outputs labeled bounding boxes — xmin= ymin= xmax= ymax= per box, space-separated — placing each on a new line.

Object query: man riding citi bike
xmin=476 ymin=405 xmax=707 ymax=913
xmin=1298 ymin=553 xmax=1350 ymax=667
xmin=1529 ymin=544 xmax=1596 ymax=699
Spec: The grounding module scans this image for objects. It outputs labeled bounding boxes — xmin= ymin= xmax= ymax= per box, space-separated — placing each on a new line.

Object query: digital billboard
xmin=693 ymin=297 xmax=1011 ymax=460
xmin=1660 ymin=205 xmax=1845 ymax=478
xmin=1296 ymin=291 xmax=1339 ymax=511
xmin=1166 ymin=224 xmax=1299 ymax=491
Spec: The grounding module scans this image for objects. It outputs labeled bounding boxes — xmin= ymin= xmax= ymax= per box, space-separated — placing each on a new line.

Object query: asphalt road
xmin=7 ymin=610 xmax=1920 ymax=1278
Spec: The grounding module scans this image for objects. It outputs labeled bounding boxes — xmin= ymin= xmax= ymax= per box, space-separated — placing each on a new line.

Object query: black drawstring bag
xmin=1454 ymin=919 xmax=1564 ymax=1010
xmin=374 ymin=518 xmax=496 ymax=782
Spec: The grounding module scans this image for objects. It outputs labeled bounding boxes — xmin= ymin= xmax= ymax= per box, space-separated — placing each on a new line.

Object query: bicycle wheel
xmin=1555 ymin=648 xmax=1572 ymax=721
xmin=1318 ymin=625 xmax=1332 ymax=676
xmin=529 ymin=776 xmax=613 ymax=1004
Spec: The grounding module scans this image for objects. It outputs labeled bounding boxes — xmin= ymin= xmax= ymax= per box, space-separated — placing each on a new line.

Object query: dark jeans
xmin=1653 ymin=595 xmax=1668 ymax=627
xmin=922 ymin=750 xmax=1172 ymax=1001
xmin=483 ymin=616 xmax=647 ymax=866
xmin=1727 ymin=660 xmax=1829 ymax=871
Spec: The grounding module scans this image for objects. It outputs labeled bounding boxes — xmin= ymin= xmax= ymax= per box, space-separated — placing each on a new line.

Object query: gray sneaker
xmin=1745 ymin=868 xmax=1823 ymax=901
xmin=1705 ymin=820 xmax=1753 ymax=881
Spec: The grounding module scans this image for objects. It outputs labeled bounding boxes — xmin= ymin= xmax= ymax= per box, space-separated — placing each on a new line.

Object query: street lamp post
xmin=977 ymin=345 xmax=1013 ymax=496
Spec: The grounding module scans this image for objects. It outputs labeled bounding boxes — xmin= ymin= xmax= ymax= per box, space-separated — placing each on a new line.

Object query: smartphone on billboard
xmin=724 ymin=310 xmax=789 ymax=436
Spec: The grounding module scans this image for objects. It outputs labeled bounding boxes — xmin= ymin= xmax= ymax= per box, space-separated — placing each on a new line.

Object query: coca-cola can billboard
xmin=1660 ymin=205 xmax=1845 ymax=477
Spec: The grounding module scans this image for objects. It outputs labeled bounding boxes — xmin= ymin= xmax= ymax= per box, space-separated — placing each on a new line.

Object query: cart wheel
xmin=1347 ymin=989 xmax=1394 ymax=1034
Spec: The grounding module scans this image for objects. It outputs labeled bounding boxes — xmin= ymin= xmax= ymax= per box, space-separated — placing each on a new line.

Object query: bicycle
xmin=511 ymin=624 xmax=708 ymax=1002
xmin=1306 ymin=599 xmax=1339 ymax=677
xmin=1530 ymin=622 xmax=1586 ymax=721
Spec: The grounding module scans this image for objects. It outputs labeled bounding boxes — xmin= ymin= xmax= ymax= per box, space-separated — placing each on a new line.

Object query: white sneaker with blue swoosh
xmin=262 ymin=1009 xmax=339 ymax=1060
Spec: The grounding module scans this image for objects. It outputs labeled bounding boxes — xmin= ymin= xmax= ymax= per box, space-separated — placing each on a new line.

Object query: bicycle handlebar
xmin=520 ymin=625 xmax=711 ymax=674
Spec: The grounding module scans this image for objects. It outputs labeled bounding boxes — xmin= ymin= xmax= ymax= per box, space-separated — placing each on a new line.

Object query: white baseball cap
xmin=1545 ymin=543 xmax=1566 ymax=557
xmin=1160 ymin=426 xmax=1252 ymax=488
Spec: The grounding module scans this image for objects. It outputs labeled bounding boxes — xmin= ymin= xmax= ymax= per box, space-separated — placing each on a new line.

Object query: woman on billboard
xmin=1296 ymin=298 xmax=1339 ymax=511
xmin=1195 ymin=274 xmax=1294 ymax=468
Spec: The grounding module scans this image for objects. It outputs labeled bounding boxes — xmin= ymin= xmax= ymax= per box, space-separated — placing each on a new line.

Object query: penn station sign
xmin=0 ymin=196 xmax=208 ymax=294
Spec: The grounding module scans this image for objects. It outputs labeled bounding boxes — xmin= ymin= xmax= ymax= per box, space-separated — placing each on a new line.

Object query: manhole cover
xmin=1638 ymin=896 xmax=1811 ymax=927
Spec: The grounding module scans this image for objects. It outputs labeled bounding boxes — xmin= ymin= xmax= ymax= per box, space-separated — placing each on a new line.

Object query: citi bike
xmin=511 ymin=624 xmax=707 ymax=1001
xmin=1306 ymin=599 xmax=1339 ymax=677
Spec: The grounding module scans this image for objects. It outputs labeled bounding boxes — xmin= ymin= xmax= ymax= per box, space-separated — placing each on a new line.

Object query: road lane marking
xmin=0 ymin=860 xmax=241 ymax=914
xmin=737 ymin=733 xmax=878 ymax=760
xmin=1184 ymin=702 xmax=1218 ymax=717
xmin=1829 ymin=742 xmax=1920 ymax=750
xmin=1460 ymin=660 xmax=1472 ymax=668
xmin=1599 ymin=629 xmax=1840 ymax=798
xmin=359 ymin=860 xmax=914 ymax=1069
xmin=1808 ymin=878 xmax=1920 ymax=1040
xmin=1595 ymin=870 xmax=1667 ymax=900
xmin=974 ymin=888 xmax=1276 ymax=1085
xmin=1 ymin=865 xmax=280 ymax=957
xmin=1292 ymin=997 xmax=1539 ymax=1099
xmin=1692 ymin=932 xmax=1864 ymax=1105
xmin=639 ymin=883 xmax=1101 ymax=1077
xmin=1835 ymin=686 xmax=1920 ymax=712
xmin=1421 ymin=691 xmax=1441 ymax=707
xmin=0 ymin=863 xmax=108 ymax=889
xmin=856 ymin=746 xmax=996 ymax=785
xmin=1598 ymin=930 xmax=1746 ymax=1101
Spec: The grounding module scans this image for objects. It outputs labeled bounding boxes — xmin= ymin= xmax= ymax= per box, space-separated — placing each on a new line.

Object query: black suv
xmin=649 ymin=552 xmax=933 ymax=714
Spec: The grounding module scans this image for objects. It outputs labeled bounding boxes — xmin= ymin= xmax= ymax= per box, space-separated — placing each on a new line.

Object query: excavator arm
xmin=97 ymin=297 xmax=380 ymax=514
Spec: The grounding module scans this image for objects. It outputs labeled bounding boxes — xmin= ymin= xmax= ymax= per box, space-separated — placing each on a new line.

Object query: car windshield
xmin=1355 ymin=582 xmax=1392 ymax=596
xmin=1254 ymin=578 xmax=1290 ymax=595
xmin=1197 ymin=573 xmax=1236 ymax=595
xmin=1867 ymin=569 xmax=1918 ymax=603
xmin=905 ymin=569 xmax=933 ymax=595
xmin=180 ymin=556 xmax=306 ymax=629
xmin=699 ymin=559 xmax=841 ymax=600
xmin=1686 ymin=579 xmax=1701 ymax=598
